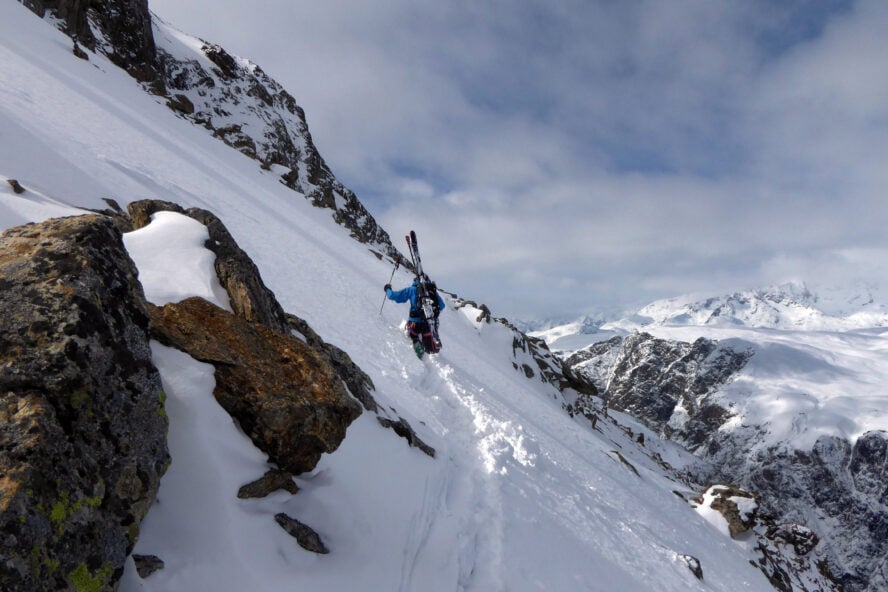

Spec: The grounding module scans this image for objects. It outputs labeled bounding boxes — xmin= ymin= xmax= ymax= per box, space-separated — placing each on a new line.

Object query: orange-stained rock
xmin=149 ymin=297 xmax=361 ymax=474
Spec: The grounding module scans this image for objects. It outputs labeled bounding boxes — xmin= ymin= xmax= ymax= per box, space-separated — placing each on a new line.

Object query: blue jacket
xmin=386 ymin=279 xmax=446 ymax=322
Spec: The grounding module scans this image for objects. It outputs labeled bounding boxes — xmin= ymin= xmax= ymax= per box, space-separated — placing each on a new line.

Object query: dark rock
xmin=767 ymin=524 xmax=819 ymax=557
xmin=274 ymin=513 xmax=328 ymax=554
xmin=132 ymin=554 xmax=164 ymax=578
xmin=609 ymin=450 xmax=639 ymax=477
xmin=86 ymin=198 xmax=133 ymax=233
xmin=286 ymin=314 xmax=378 ymax=412
xmin=72 ymin=42 xmax=88 ymax=60
xmin=0 ymin=215 xmax=169 ymax=592
xmin=151 ymin=34 xmax=401 ymax=261
xmin=848 ymin=430 xmax=887 ymax=502
xmin=126 ymin=199 xmax=186 ymax=230
xmin=149 ymin=297 xmax=361 ymax=474
xmin=730 ymin=434 xmax=887 ymax=591
xmin=450 ymin=295 xmax=597 ymax=400
xmin=6 ymin=179 xmax=25 ymax=194
xmin=21 ymin=0 xmax=161 ymax=84
xmin=212 ymin=125 xmax=258 ymax=159
xmin=185 ymin=207 xmax=290 ymax=333
xmin=567 ymin=333 xmax=751 ymax=450
xmin=237 ymin=470 xmax=299 ymax=499
xmin=679 ymin=554 xmax=703 ymax=580
xmin=203 ymin=43 xmax=239 ymax=80
xmin=705 ymin=484 xmax=759 ymax=538
xmin=694 ymin=483 xmax=838 ymax=590
xmin=377 ymin=417 xmax=436 ymax=458
xmin=754 ymin=521 xmax=832 ymax=592
xmin=284 ymin=317 xmax=437 ymax=458
xmin=127 ymin=200 xmax=291 ymax=334
xmin=23 ymin=0 xmax=402 ymax=262
xmin=167 ymin=93 xmax=195 ymax=115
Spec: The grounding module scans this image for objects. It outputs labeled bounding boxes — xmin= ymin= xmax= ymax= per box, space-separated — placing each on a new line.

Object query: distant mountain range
xmin=631 ymin=281 xmax=888 ymax=330
xmin=532 ymin=281 xmax=888 ymax=352
xmin=533 ymin=280 xmax=888 ymax=590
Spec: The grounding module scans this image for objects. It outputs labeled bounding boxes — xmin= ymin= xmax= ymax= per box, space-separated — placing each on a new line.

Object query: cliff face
xmin=566 ymin=333 xmax=887 ymax=591
xmin=0 ymin=215 xmax=169 ymax=592
xmin=20 ymin=0 xmax=399 ymax=260
xmin=734 ymin=432 xmax=888 ymax=592
xmin=19 ymin=0 xmax=159 ymax=81
xmin=566 ymin=333 xmax=753 ymax=452
xmin=153 ymin=35 xmax=396 ymax=254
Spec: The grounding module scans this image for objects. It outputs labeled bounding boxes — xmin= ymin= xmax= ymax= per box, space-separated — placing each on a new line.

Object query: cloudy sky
xmin=150 ymin=0 xmax=888 ymax=321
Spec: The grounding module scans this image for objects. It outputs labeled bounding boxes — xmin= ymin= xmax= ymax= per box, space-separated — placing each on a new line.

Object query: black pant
xmin=407 ymin=321 xmax=439 ymax=353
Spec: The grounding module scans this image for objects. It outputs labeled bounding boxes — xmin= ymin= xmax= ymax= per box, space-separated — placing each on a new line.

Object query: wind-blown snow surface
xmin=1 ymin=4 xmax=781 ymax=590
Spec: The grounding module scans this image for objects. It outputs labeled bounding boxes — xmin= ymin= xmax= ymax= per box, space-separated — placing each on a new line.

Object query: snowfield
xmin=535 ymin=309 xmax=888 ymax=453
xmin=0 ymin=3 xmax=856 ymax=590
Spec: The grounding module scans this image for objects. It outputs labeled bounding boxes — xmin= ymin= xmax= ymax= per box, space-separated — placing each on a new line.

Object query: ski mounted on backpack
xmin=405 ymin=230 xmax=442 ymax=352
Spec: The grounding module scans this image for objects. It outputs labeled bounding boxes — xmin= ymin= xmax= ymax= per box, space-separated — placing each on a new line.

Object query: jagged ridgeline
xmin=17 ymin=0 xmax=399 ymax=262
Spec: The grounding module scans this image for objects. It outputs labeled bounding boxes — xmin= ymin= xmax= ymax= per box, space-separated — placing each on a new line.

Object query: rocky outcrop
xmin=148 ymin=296 xmax=361 ymax=474
xmin=285 ymin=314 xmax=438 ymax=457
xmin=131 ymin=554 xmax=164 ymax=579
xmin=715 ymin=432 xmax=888 ymax=592
xmin=0 ymin=216 xmax=169 ymax=592
xmin=286 ymin=314 xmax=378 ymax=413
xmin=126 ymin=201 xmax=434 ymax=462
xmin=6 ymin=179 xmax=25 ymax=194
xmin=700 ymin=484 xmax=759 ymax=538
xmin=565 ymin=332 xmax=884 ymax=590
xmin=22 ymin=0 xmax=399 ymax=260
xmin=451 ymin=295 xmax=597 ymax=399
xmin=152 ymin=38 xmax=398 ymax=255
xmin=237 ymin=470 xmax=300 ymax=499
xmin=128 ymin=200 xmax=291 ymax=333
xmin=695 ymin=484 xmax=839 ymax=591
xmin=565 ymin=333 xmax=752 ymax=451
xmin=20 ymin=0 xmax=161 ymax=83
xmin=274 ymin=513 xmax=328 ymax=554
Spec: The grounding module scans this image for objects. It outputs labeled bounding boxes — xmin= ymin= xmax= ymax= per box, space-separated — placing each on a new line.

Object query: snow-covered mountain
xmin=535 ymin=281 xmax=888 ymax=353
xmin=632 ymin=281 xmax=888 ymax=331
xmin=537 ymin=284 xmax=888 ymax=590
xmin=0 ymin=2 xmax=879 ymax=591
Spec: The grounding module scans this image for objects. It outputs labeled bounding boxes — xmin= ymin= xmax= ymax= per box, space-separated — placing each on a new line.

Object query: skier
xmin=384 ymin=276 xmax=445 ymax=358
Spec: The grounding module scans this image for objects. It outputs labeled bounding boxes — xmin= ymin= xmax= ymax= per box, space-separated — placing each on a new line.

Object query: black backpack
xmin=413 ymin=275 xmax=440 ymax=320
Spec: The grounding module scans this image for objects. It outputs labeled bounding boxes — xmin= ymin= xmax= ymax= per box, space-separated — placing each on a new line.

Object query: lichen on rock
xmin=0 ymin=215 xmax=169 ymax=592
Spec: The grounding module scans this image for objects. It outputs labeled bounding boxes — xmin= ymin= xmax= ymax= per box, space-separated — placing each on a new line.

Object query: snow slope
xmin=2 ymin=4 xmax=786 ymax=590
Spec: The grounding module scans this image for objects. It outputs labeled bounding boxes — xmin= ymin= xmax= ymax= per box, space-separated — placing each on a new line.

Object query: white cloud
xmin=149 ymin=0 xmax=888 ymax=319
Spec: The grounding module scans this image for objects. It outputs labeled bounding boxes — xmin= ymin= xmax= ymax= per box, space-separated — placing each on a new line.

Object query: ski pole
xmin=379 ymin=256 xmax=400 ymax=315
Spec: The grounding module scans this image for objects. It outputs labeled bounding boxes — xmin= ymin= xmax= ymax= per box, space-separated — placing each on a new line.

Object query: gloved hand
xmin=384 ymin=284 xmax=392 ymax=292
